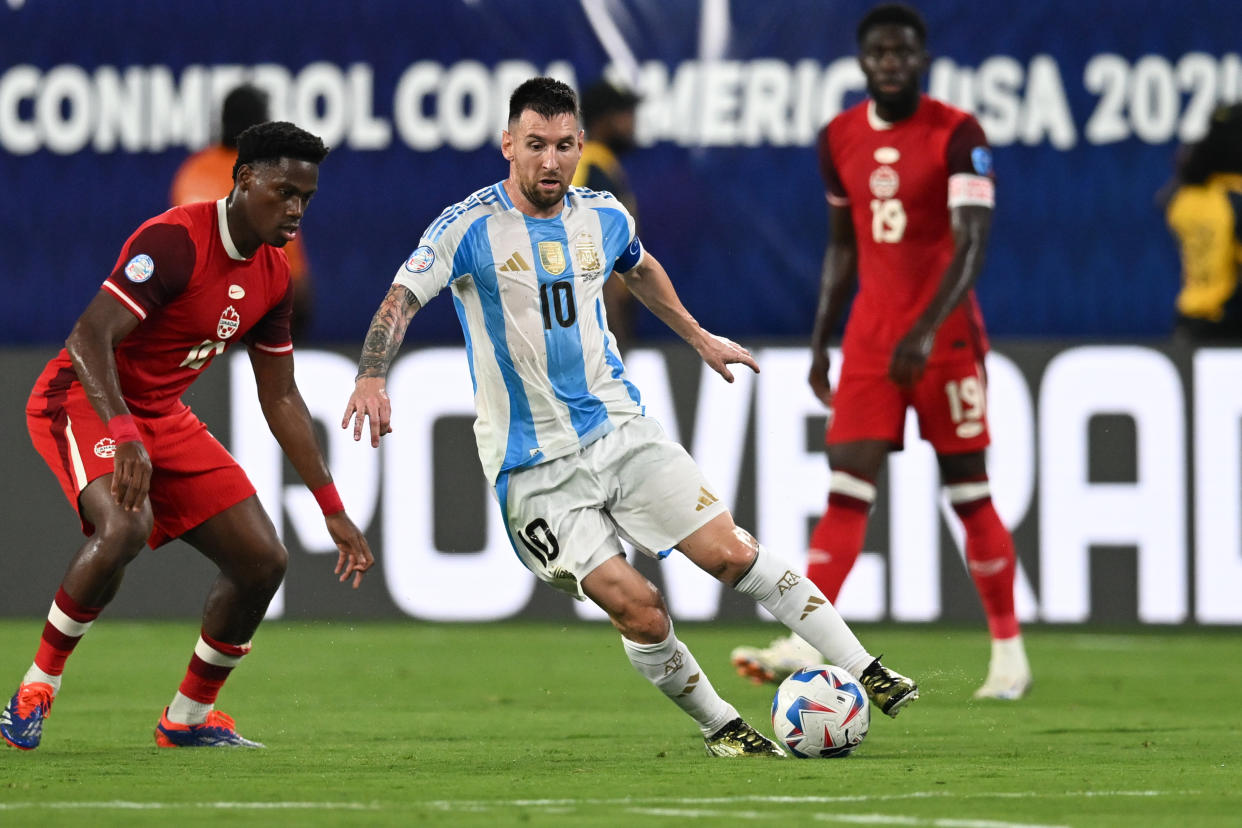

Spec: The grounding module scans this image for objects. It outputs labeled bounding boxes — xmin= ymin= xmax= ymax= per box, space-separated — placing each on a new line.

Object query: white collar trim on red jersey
xmin=866 ymin=100 xmax=895 ymax=131
xmin=216 ymin=198 xmax=248 ymax=261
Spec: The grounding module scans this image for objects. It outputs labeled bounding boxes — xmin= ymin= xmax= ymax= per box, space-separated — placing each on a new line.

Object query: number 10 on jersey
xmin=540 ymin=280 xmax=577 ymax=329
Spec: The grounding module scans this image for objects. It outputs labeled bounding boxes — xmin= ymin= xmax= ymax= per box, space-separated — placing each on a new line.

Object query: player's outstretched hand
xmin=343 ymin=377 xmax=392 ymax=448
xmin=111 ymin=440 xmax=152 ymax=512
xmin=326 ymin=511 xmax=374 ymax=589
xmin=696 ymin=333 xmax=760 ymax=383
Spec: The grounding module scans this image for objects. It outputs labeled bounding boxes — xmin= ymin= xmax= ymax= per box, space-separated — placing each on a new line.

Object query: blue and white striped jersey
xmin=394 ymin=182 xmax=646 ymax=483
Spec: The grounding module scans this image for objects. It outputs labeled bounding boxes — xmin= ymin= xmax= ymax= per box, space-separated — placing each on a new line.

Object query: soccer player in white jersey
xmin=343 ymin=77 xmax=918 ymax=756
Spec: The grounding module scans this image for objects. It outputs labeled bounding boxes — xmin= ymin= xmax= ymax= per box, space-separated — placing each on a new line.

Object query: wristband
xmin=107 ymin=414 xmax=141 ymax=445
xmin=312 ymin=482 xmax=345 ymax=516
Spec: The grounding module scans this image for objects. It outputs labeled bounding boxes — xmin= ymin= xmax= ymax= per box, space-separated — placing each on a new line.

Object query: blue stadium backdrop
xmin=3 ymin=1 xmax=1242 ymax=627
xmin=3 ymin=0 xmax=1240 ymax=344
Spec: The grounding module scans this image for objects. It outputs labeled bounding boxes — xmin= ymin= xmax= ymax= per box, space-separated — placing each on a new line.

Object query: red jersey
xmin=170 ymin=146 xmax=311 ymax=282
xmin=819 ymin=95 xmax=994 ymax=370
xmin=35 ymin=199 xmax=293 ymax=416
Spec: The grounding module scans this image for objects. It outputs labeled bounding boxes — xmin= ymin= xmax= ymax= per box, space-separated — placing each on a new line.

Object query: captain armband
xmin=947 ymin=174 xmax=995 ymax=209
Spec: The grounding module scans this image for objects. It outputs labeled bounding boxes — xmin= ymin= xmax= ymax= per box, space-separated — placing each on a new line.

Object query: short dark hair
xmin=221 ymin=84 xmax=269 ymax=148
xmin=580 ymin=80 xmax=640 ymax=127
xmin=857 ymin=3 xmax=927 ymax=46
xmin=508 ymin=76 xmax=579 ymax=126
xmin=232 ymin=121 xmax=329 ymax=181
xmin=1179 ymin=103 xmax=1242 ymax=184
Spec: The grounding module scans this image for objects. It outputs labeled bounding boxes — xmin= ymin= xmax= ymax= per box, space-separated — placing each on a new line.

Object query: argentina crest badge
xmin=574 ymin=234 xmax=601 ymax=273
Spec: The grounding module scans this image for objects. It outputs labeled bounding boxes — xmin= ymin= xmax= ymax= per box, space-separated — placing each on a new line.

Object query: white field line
xmin=1063 ymin=635 xmax=1149 ymax=651
xmin=0 ymin=790 xmax=1198 ymax=815
xmin=0 ymin=801 xmax=380 ymax=811
xmin=629 ymin=808 xmax=1067 ymax=828
xmin=425 ymin=789 xmax=1193 ymax=809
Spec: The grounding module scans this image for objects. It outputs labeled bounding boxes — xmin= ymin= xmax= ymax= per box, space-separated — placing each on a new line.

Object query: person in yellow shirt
xmin=573 ymin=80 xmax=642 ymax=351
xmin=1165 ymin=103 xmax=1242 ymax=342
xmin=170 ymin=85 xmax=315 ymax=338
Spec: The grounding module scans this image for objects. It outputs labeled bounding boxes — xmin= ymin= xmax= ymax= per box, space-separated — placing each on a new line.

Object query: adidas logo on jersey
xmin=498 ymin=251 xmax=532 ymax=273
xmin=694 ymin=487 xmax=719 ymax=511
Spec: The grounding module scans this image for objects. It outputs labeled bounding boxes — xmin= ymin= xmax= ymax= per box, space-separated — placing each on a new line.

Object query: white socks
xmin=622 ymin=628 xmax=737 ymax=737
xmin=734 ymin=544 xmax=873 ymax=678
xmin=21 ymin=664 xmax=61 ymax=694
xmin=166 ymin=692 xmax=213 ymax=725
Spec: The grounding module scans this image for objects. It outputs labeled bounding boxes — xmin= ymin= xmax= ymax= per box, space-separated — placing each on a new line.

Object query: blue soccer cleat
xmin=1 ymin=681 xmax=56 ymax=750
xmin=154 ymin=707 xmax=265 ymax=748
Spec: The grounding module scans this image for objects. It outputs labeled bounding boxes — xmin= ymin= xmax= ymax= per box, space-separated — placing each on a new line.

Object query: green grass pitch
xmin=1 ymin=620 xmax=1238 ymax=827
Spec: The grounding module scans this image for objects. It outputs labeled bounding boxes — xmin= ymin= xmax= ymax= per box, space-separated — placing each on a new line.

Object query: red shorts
xmin=827 ymin=356 xmax=991 ymax=454
xmin=26 ymin=379 xmax=255 ymax=548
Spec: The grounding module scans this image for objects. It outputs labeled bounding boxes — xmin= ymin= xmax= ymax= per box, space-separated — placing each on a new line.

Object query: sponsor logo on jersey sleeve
xmin=971 ymin=147 xmax=993 ymax=176
xmin=405 ymin=245 xmax=436 ymax=273
xmin=124 ymin=254 xmax=155 ymax=283
xmin=217 ymin=306 xmax=241 ymax=339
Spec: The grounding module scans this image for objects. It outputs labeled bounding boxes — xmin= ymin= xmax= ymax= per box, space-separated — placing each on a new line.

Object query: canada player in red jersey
xmin=2 ymin=122 xmax=374 ymax=751
xmin=732 ymin=3 xmax=1031 ymax=700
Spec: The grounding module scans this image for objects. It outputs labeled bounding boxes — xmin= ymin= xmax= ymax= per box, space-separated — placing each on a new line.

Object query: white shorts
xmin=496 ymin=416 xmax=728 ymax=599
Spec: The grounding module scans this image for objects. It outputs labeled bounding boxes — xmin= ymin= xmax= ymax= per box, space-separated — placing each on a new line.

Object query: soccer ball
xmin=770 ymin=664 xmax=870 ymax=758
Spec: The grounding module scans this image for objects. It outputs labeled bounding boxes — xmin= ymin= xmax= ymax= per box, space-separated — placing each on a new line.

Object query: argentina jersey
xmin=393 ymin=182 xmax=646 ymax=483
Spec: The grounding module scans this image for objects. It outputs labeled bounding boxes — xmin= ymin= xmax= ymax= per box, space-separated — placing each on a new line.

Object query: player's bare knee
xmin=611 ymin=585 xmax=669 ymax=643
xmin=94 ymin=510 xmax=152 ymax=560
xmin=617 ymin=604 xmax=670 ymax=644
xmin=258 ymin=543 xmax=289 ymax=589
xmin=707 ymin=526 xmax=759 ymax=585
xmin=234 ymin=542 xmax=288 ymax=593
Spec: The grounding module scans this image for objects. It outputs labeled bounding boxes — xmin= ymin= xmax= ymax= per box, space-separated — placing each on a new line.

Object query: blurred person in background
xmin=344 ymin=76 xmax=919 ymax=757
xmin=1161 ymin=103 xmax=1242 ymax=342
xmin=2 ymin=122 xmax=372 ymax=752
xmin=730 ymin=3 xmax=1031 ymax=701
xmin=171 ymin=84 xmax=316 ymax=339
xmin=573 ymin=79 xmax=643 ymax=351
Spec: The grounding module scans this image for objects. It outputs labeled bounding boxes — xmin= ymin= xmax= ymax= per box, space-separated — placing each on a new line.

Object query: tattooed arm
xmin=342 ymin=283 xmax=422 ymax=447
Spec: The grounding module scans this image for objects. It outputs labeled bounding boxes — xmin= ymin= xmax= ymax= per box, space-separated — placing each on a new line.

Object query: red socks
xmin=805 ymin=472 xmax=875 ymax=603
xmin=807 ymin=470 xmax=1021 ymax=642
xmin=34 ymin=587 xmax=102 ymax=678
xmin=950 ymin=489 xmax=1020 ymax=640
xmin=177 ymin=632 xmax=251 ymax=705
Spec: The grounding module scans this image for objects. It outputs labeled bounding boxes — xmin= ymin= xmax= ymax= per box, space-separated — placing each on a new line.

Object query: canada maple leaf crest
xmin=217 ymin=306 xmax=241 ymax=339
